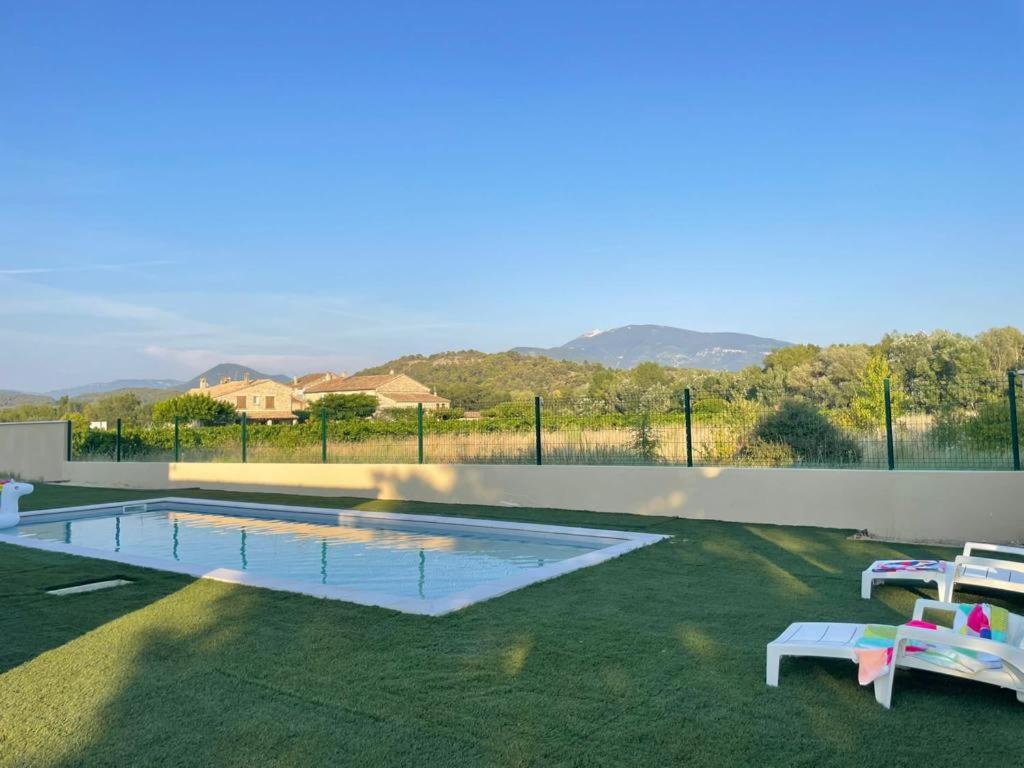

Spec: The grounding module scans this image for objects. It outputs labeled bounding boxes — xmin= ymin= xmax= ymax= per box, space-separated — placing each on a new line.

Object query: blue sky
xmin=2 ymin=1 xmax=1021 ymax=392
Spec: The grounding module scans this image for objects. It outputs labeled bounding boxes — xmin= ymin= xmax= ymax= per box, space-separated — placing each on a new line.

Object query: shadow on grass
xmin=3 ymin=484 xmax=1024 ymax=766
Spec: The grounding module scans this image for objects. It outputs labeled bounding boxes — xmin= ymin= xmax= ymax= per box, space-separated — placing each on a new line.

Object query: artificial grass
xmin=1 ymin=484 xmax=1020 ymax=767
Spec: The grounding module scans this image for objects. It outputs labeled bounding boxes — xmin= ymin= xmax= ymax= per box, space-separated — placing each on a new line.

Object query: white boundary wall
xmin=0 ymin=421 xmax=66 ymax=481
xmin=3 ymin=421 xmax=1022 ymax=544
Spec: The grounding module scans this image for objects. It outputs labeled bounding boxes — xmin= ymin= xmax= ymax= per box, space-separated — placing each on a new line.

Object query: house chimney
xmin=244 ymin=372 xmax=251 ymax=383
xmin=199 ymin=377 xmax=208 ymax=389
xmin=220 ymin=376 xmax=231 ymax=385
xmin=293 ymin=375 xmax=298 ymax=384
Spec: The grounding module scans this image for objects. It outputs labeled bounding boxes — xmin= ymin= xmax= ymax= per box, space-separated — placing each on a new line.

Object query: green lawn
xmin=1 ymin=484 xmax=1020 ymax=767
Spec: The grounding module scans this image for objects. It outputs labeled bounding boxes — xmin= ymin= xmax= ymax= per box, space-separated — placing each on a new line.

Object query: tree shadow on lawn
xmin=4 ymin=486 xmax=1024 ymax=766
xmin=0 ymin=543 xmax=196 ymax=674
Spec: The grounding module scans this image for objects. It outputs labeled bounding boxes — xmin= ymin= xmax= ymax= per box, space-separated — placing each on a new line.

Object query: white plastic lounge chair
xmin=950 ymin=542 xmax=1024 ymax=600
xmin=861 ymin=560 xmax=953 ymax=601
xmin=767 ymin=599 xmax=1024 ymax=708
xmin=766 ymin=622 xmax=890 ymax=706
xmin=862 ymin=542 xmax=1024 ymax=602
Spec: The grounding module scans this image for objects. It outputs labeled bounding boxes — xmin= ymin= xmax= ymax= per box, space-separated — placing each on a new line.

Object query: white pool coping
xmin=0 ymin=497 xmax=667 ymax=616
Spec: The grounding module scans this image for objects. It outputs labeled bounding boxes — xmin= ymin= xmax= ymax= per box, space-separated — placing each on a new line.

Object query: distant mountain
xmin=182 ymin=363 xmax=292 ymax=389
xmin=43 ymin=363 xmax=292 ymax=400
xmin=0 ymin=389 xmax=53 ymax=408
xmin=512 ymin=324 xmax=791 ymax=371
xmin=47 ymin=379 xmax=184 ymax=399
xmin=69 ymin=387 xmax=186 ymax=405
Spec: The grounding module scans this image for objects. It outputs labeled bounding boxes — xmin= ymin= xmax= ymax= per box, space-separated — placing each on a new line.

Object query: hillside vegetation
xmin=357 ymin=351 xmax=606 ymax=406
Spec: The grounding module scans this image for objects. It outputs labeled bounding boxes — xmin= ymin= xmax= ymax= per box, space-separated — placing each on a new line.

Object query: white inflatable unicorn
xmin=0 ymin=479 xmax=33 ymax=528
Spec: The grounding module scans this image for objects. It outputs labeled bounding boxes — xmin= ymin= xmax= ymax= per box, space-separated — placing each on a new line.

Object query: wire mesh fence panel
xmin=246 ymin=421 xmax=322 ymax=464
xmin=422 ymin=400 xmax=537 ymax=464
xmin=541 ymin=396 xmax=687 ymax=465
xmin=175 ymin=421 xmax=242 ymax=463
xmin=74 ymin=422 xmax=176 ymax=462
xmin=53 ymin=375 xmax=1024 ymax=471
xmin=326 ymin=410 xmax=419 ymax=464
xmin=74 ymin=426 xmax=117 ymax=462
xmin=891 ymin=379 xmax=1017 ymax=470
xmin=685 ymin=395 xmax=887 ymax=469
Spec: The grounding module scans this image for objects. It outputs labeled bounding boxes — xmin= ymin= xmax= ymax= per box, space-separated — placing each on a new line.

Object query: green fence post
xmin=241 ymin=413 xmax=248 ymax=463
xmin=534 ymin=396 xmax=543 ymax=466
xmin=883 ymin=378 xmax=895 ymax=471
xmin=173 ymin=417 xmax=180 ymax=462
xmin=321 ymin=409 xmax=328 ymax=464
xmin=417 ymin=403 xmax=424 ymax=464
xmin=115 ymin=418 xmax=122 ymax=463
xmin=1009 ymin=371 xmax=1020 ymax=471
xmin=65 ymin=419 xmax=73 ymax=462
xmin=683 ymin=388 xmax=693 ymax=468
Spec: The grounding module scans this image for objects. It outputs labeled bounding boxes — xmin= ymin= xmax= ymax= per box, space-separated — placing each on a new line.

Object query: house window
xmin=236 ymin=396 xmax=246 ymax=409
xmin=252 ymin=395 xmax=262 ymax=407
xmin=265 ymin=395 xmax=275 ymax=410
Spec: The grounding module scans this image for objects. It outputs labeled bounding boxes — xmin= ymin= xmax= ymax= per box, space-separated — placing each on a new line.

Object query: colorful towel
xmin=854 ymin=603 xmax=1008 ymax=684
xmin=872 ymin=560 xmax=945 ymax=573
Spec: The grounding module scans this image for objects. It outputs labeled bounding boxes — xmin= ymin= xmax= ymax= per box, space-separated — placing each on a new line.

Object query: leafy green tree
xmin=630 ymin=362 xmax=670 ymax=389
xmin=884 ymin=331 xmax=993 ymax=411
xmin=83 ymin=392 xmax=150 ymax=425
xmin=306 ymin=394 xmax=378 ymax=421
xmin=977 ymin=327 xmax=1024 ymax=377
xmin=151 ymin=394 xmax=237 ymax=424
xmin=763 ymin=344 xmax=820 ymax=372
xmin=786 ymin=345 xmax=871 ymax=410
xmin=850 ymin=354 xmax=904 ymax=428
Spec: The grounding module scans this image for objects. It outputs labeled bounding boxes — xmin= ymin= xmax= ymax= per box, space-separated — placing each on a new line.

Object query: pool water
xmin=13 ymin=505 xmax=615 ymax=602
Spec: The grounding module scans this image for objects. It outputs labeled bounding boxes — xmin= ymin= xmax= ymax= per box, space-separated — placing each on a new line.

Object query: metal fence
xmin=69 ymin=374 xmax=1024 ymax=471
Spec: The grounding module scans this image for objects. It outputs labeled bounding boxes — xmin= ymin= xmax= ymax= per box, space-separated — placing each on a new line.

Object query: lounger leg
xmin=861 ymin=573 xmax=873 ymax=600
xmin=766 ymin=648 xmax=781 ymax=687
xmin=939 ymin=573 xmax=954 ymax=602
xmin=874 ymin=669 xmax=894 ymax=709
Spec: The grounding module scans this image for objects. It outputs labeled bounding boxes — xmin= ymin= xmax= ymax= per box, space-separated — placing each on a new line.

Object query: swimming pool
xmin=1 ymin=498 xmax=666 ymax=615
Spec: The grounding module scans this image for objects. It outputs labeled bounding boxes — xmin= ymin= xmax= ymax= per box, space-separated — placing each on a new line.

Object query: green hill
xmin=0 ymin=390 xmax=53 ymax=409
xmin=357 ymin=351 xmax=608 ymax=407
xmin=67 ymin=387 xmax=183 ymax=406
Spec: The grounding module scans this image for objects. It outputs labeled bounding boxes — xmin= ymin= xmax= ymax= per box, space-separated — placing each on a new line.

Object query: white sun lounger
xmin=951 ymin=542 xmax=1024 ymax=600
xmin=766 ymin=622 xmax=889 ymax=705
xmin=767 ymin=599 xmax=1024 ymax=708
xmin=861 ymin=561 xmax=953 ymax=601
xmin=862 ymin=542 xmax=1024 ymax=602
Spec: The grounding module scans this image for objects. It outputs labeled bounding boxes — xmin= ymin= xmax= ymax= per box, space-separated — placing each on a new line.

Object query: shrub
xmin=752 ymin=400 xmax=862 ymax=465
xmin=306 ymin=394 xmax=378 ymax=421
xmin=963 ymin=402 xmax=1012 ymax=451
xmin=736 ymin=438 xmax=796 ymax=467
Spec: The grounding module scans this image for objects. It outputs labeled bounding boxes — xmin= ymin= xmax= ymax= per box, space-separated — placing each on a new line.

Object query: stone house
xmin=301 ymin=372 xmax=450 ymax=410
xmin=189 ymin=375 xmax=305 ymax=424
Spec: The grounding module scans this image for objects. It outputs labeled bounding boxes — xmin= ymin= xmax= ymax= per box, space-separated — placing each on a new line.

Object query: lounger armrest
xmin=963 ymin=542 xmax=1024 ymax=558
xmin=954 ymin=555 xmax=1024 ymax=576
xmin=893 ymin=626 xmax=1024 ymax=670
xmin=911 ymin=598 xmax=962 ymax=622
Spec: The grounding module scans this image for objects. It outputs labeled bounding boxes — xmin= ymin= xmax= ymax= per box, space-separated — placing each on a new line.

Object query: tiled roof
xmin=303 ymin=374 xmax=402 ymax=394
xmin=190 ymin=380 xmax=251 ymax=398
xmin=380 ymin=392 xmax=450 ymax=404
xmin=293 ymin=372 xmax=340 ymax=389
xmin=189 ymin=378 xmax=282 ymax=398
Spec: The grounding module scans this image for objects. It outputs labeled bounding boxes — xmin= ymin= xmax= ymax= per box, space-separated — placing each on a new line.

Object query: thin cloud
xmin=0 ymin=260 xmax=177 ymax=276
